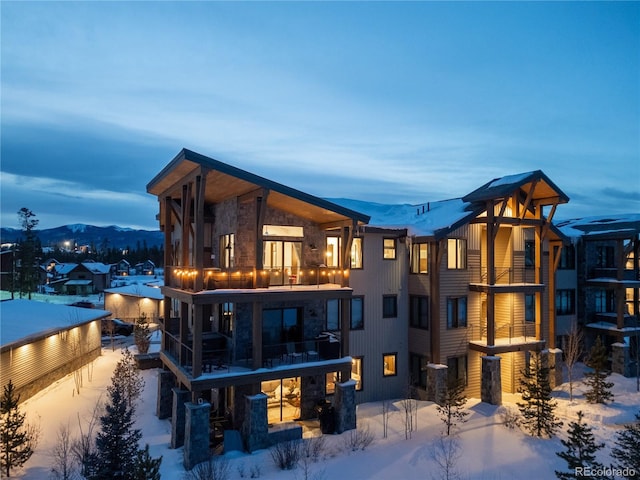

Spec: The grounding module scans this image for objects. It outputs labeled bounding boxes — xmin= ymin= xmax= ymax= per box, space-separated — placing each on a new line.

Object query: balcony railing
xmin=469 ymin=267 xmax=538 ymax=285
xmin=589 ymin=268 xmax=638 ymax=281
xmin=163 ymin=332 xmax=341 ymax=375
xmin=166 ymin=265 xmax=347 ymax=290
xmin=468 ymin=321 xmax=536 ymax=343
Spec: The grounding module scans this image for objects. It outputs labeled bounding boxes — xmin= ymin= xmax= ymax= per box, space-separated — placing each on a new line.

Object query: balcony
xmin=166 ymin=265 xmax=347 ymax=291
xmin=468 ymin=267 xmax=544 ymax=293
xmin=163 ymin=332 xmax=341 ymax=377
xmin=468 ymin=321 xmax=544 ymax=354
xmin=588 ymin=268 xmax=638 ymax=282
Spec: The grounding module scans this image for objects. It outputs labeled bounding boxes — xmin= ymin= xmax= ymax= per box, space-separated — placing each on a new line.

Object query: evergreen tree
xmin=517 ymin=353 xmax=563 ymax=438
xmin=0 ymin=380 xmax=39 ymax=477
xmin=584 ymin=337 xmax=614 ymax=404
xmin=133 ymin=444 xmax=162 ymax=480
xmin=611 ymin=412 xmax=640 ymax=479
xmin=555 ymin=411 xmax=605 ymax=480
xmin=112 ymin=349 xmax=145 ymax=408
xmin=16 ymin=208 xmax=40 ymax=299
xmin=86 ymin=376 xmax=142 ymax=480
xmin=436 ymin=379 xmax=470 ymax=436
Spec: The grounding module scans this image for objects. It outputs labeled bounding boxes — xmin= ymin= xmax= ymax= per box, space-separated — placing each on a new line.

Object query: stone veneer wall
xmin=425 ymin=363 xmax=448 ymax=406
xmin=156 ymin=370 xmax=175 ymax=419
xmin=171 ymin=389 xmax=190 ymax=449
xmin=333 ymin=380 xmax=356 ymax=434
xmin=184 ymin=401 xmax=211 ymax=470
xmin=481 ymin=356 xmax=502 ymax=405
xmin=242 ymin=393 xmax=269 ymax=453
xmin=300 ymin=374 xmax=325 ymax=419
xmin=612 ymin=343 xmax=631 ymax=377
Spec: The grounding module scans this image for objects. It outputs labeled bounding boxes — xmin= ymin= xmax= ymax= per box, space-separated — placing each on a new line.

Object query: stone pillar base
xmin=545 ymin=348 xmax=564 ymax=388
xmin=242 ymin=393 xmax=269 ymax=453
xmin=171 ymin=388 xmax=190 ymax=449
xmin=300 ymin=374 xmax=325 ymax=420
xmin=156 ymin=370 xmax=175 ymax=419
xmin=481 ymin=356 xmax=502 ymax=405
xmin=426 ymin=363 xmax=448 ymax=406
xmin=612 ymin=343 xmax=631 ymax=377
xmin=184 ymin=401 xmax=211 ymax=470
xmin=334 ymin=380 xmax=356 ymax=434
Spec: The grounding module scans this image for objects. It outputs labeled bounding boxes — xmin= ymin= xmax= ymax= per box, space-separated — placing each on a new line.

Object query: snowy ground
xmin=10 ymin=342 xmax=640 ymax=480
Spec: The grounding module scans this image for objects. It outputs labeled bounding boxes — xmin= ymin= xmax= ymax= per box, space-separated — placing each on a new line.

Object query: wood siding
xmin=350 ymin=231 xmax=408 ymax=403
xmin=1 ymin=320 xmax=102 ymax=403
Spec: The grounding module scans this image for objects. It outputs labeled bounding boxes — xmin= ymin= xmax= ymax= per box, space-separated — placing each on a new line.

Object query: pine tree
xmin=555 ymin=411 xmax=605 ymax=480
xmin=0 ymin=380 xmax=39 ymax=477
xmin=610 ymin=412 xmax=640 ymax=479
xmin=584 ymin=337 xmax=614 ymax=404
xmin=517 ymin=353 xmax=563 ymax=438
xmin=86 ymin=377 xmax=142 ymax=480
xmin=436 ymin=379 xmax=469 ymax=436
xmin=16 ymin=208 xmax=40 ymax=299
xmin=113 ymin=349 xmax=145 ymax=408
xmin=133 ymin=444 xmax=162 ymax=480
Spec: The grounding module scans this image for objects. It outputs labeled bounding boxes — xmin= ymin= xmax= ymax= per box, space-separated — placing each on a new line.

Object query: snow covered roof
xmin=81 ymin=262 xmax=111 ymax=274
xmin=0 ymin=299 xmax=111 ymax=350
xmin=329 ymin=197 xmax=479 ymax=239
xmin=556 ymin=214 xmax=640 ymax=239
xmin=104 ymin=284 xmax=164 ymax=300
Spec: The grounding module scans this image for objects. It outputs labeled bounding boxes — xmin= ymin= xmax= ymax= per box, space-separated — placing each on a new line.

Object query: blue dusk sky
xmin=1 ymin=1 xmax=638 ymax=231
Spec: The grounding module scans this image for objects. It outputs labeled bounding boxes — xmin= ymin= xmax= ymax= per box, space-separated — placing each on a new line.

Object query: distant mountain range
xmin=0 ymin=224 xmax=163 ymax=249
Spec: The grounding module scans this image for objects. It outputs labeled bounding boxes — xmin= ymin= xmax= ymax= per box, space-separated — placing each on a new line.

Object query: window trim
xmin=383 ymin=238 xmax=397 ymax=260
xmin=411 ymin=242 xmax=429 ymax=274
xmin=446 ymin=296 xmax=468 ymax=329
xmin=383 ymin=352 xmax=398 ymax=377
xmin=382 ymin=295 xmax=398 ymax=318
xmin=350 ymin=296 xmax=364 ymax=330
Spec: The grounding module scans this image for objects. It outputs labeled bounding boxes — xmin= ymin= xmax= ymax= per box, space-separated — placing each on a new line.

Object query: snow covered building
xmin=147 ymin=149 xmax=574 ymax=466
xmin=339 ymin=171 xmax=570 ymax=404
xmin=0 ymin=300 xmax=110 ymax=402
xmin=147 ymin=149 xmax=369 ymax=467
xmin=557 ymin=215 xmax=640 ymax=378
xmin=104 ymin=283 xmax=165 ymax=323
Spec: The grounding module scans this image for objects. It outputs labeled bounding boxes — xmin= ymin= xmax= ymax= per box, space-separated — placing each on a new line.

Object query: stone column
xmin=545 ymin=348 xmax=564 ymax=388
xmin=481 ymin=356 xmax=502 ymax=405
xmin=425 ymin=363 xmax=448 ymax=406
xmin=242 ymin=393 xmax=269 ymax=453
xmin=333 ymin=380 xmax=356 ymax=434
xmin=184 ymin=401 xmax=211 ymax=470
xmin=156 ymin=371 xmax=175 ymax=419
xmin=300 ymin=374 xmax=325 ymax=420
xmin=171 ymin=388 xmax=190 ymax=449
xmin=612 ymin=343 xmax=631 ymax=377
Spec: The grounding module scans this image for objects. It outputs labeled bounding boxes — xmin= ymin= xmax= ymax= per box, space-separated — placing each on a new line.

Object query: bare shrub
xmin=343 ymin=422 xmax=375 ymax=451
xmin=49 ymin=422 xmax=77 ymax=480
xmin=430 ymin=433 xmax=464 ymax=480
xmin=301 ymin=436 xmax=327 ymax=463
xmin=269 ymin=440 xmax=302 ymax=470
xmin=183 ymin=456 xmax=231 ymax=480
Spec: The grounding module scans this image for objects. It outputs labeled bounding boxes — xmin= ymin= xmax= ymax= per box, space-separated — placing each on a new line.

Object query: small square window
xmin=383 ymin=238 xmax=396 ymax=260
xmin=383 ymin=353 xmax=397 ymax=377
xmin=383 ymin=295 xmax=397 ymax=318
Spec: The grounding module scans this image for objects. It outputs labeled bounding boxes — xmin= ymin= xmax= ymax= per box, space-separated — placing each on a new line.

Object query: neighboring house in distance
xmin=0 ymin=249 xmax=15 ymax=290
xmin=557 ymin=214 xmax=640 ymax=377
xmin=0 ymin=299 xmax=111 ymax=402
xmin=134 ymin=260 xmax=156 ymax=275
xmin=48 ymin=261 xmax=112 ymax=294
xmin=147 ymin=149 xmax=369 ymax=468
xmin=104 ymin=283 xmax=164 ymax=323
xmin=114 ymin=259 xmax=131 ymax=276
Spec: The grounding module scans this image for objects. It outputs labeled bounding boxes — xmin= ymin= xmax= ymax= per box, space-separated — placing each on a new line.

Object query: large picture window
xmin=263 ymin=240 xmax=302 ymax=286
xmin=326 ymin=236 xmax=341 ymax=267
xmin=447 ymin=239 xmax=467 ymax=269
xmin=411 ymin=243 xmax=428 ymax=274
xmin=447 ymin=297 xmax=467 ymax=328
xmin=559 ymin=245 xmax=576 ymax=270
xmin=596 ymin=245 xmax=615 ymax=268
xmin=595 ymin=289 xmax=615 ymax=313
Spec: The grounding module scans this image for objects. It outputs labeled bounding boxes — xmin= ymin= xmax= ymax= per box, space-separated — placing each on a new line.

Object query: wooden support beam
xmin=520 ymin=179 xmax=539 ymax=220
xmin=194 ymin=174 xmax=205 ymax=291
